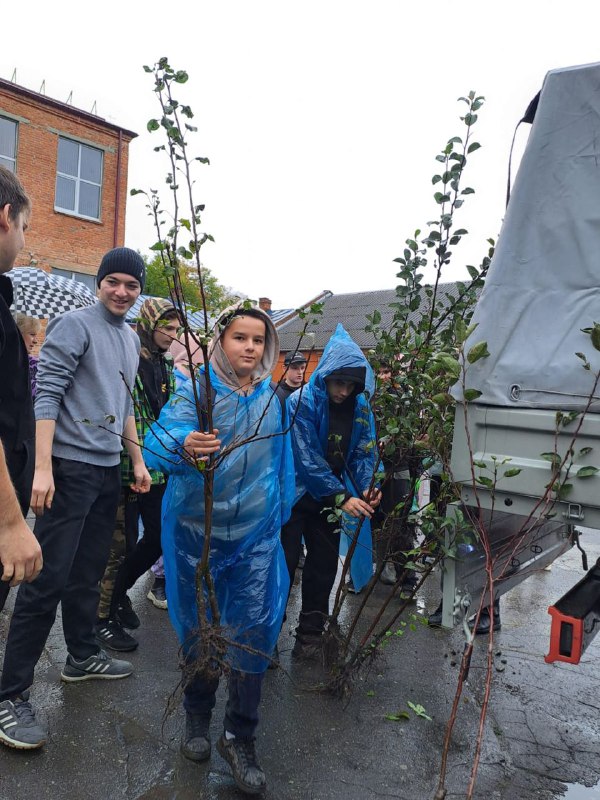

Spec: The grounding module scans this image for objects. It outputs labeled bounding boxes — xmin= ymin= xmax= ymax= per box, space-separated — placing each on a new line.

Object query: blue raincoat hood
xmin=289 ymin=324 xmax=376 ymax=502
xmin=308 ymin=323 xmax=375 ymax=398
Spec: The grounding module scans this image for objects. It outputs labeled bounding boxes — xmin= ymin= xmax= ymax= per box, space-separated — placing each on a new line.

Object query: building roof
xmin=267 ymin=307 xmax=295 ymax=326
xmin=127 ymin=295 xmax=208 ymax=330
xmin=0 ymin=77 xmax=137 ymax=139
xmin=277 ymin=282 xmax=481 ymax=351
xmin=269 ymin=289 xmax=333 ymax=336
xmin=129 ymin=298 xmax=296 ymax=332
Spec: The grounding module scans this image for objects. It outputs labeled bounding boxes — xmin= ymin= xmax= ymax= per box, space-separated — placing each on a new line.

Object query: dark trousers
xmin=375 ymin=515 xmax=416 ymax=575
xmin=375 ymin=476 xmax=412 ymax=560
xmin=0 ymin=440 xmax=35 ymax=613
xmin=0 ymin=457 xmax=120 ymax=701
xmin=97 ymin=488 xmax=140 ymax=620
xmin=184 ymin=668 xmax=264 ymax=739
xmin=108 ymin=482 xmax=166 ymax=619
xmin=281 ymin=494 xmax=341 ymax=637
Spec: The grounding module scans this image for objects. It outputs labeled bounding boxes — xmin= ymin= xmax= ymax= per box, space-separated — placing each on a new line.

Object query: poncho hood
xmin=310 ymin=324 xmax=375 ymax=397
xmin=136 ymin=297 xmax=177 ymax=358
xmin=208 ymin=303 xmax=279 ymax=392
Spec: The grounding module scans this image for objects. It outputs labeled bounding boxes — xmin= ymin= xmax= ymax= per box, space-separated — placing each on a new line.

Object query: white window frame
xmin=55 ymin=137 xmax=103 ymax=221
xmin=0 ymin=116 xmax=18 ymax=172
xmin=51 ymin=267 xmax=97 ymax=293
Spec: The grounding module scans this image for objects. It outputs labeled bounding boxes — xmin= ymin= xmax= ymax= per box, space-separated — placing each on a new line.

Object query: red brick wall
xmin=0 ymin=83 xmax=135 ymax=278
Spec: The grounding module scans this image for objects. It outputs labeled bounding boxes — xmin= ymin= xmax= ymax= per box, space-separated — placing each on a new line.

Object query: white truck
xmin=445 ymin=61 xmax=600 ymax=662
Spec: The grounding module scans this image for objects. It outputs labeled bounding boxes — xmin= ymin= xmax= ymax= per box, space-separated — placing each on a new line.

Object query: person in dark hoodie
xmin=281 ymin=324 xmax=380 ymax=660
xmin=144 ymin=305 xmax=294 ymax=796
xmin=96 ymin=298 xmax=180 ymax=652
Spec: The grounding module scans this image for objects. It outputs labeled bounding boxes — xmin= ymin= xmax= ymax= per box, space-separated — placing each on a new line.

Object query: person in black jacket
xmin=0 ymin=166 xmax=42 ymax=612
xmin=271 ymin=351 xmax=307 ymax=404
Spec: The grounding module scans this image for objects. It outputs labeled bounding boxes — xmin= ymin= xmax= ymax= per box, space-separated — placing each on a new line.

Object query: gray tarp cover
xmin=453 ymin=61 xmax=600 ymax=411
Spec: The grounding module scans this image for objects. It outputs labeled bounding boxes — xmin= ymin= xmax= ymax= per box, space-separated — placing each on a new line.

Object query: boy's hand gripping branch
xmin=184 ymin=429 xmax=221 ymax=460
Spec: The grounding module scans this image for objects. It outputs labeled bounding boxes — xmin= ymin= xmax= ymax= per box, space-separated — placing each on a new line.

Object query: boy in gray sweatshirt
xmin=0 ymin=247 xmax=151 ymax=751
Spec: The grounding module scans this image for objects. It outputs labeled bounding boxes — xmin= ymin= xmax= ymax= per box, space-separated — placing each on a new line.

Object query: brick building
xmin=0 ymin=77 xmax=137 ymax=290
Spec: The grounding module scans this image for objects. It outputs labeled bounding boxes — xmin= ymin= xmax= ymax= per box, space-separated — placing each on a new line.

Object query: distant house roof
xmin=127 ymin=295 xmax=209 ymax=330
xmin=268 ymin=307 xmax=295 ymax=326
xmin=128 ymin=297 xmax=305 ymax=332
xmin=277 ymin=282 xmax=481 ymax=352
xmin=270 ymin=290 xmax=333 ymax=338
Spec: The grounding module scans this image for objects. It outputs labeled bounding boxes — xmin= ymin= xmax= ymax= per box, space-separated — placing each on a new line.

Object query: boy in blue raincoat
xmin=145 ymin=306 xmax=294 ymax=796
xmin=282 ymin=324 xmax=380 ymax=660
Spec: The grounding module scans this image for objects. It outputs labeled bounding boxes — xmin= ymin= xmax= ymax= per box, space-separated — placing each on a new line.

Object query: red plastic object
xmin=545 ymin=559 xmax=600 ymax=665
xmin=545 ymin=606 xmax=584 ymax=664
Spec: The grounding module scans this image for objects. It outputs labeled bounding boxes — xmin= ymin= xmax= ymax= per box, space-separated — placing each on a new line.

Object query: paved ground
xmin=1 ymin=531 xmax=599 ymax=800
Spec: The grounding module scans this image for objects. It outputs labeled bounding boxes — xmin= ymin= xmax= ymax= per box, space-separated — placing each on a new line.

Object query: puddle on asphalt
xmin=415 ymin=595 xmax=427 ymax=613
xmin=561 ymin=780 xmax=600 ymax=799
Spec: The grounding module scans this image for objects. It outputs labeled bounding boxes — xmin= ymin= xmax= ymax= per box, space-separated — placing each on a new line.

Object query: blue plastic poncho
xmin=288 ymin=324 xmax=377 ymax=591
xmin=145 ymin=355 xmax=295 ymax=674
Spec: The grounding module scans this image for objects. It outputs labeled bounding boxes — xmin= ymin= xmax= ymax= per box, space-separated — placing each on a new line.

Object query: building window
xmin=52 ymin=268 xmax=97 ymax=293
xmin=0 ymin=116 xmax=17 ymax=172
xmin=55 ymin=137 xmax=103 ymax=220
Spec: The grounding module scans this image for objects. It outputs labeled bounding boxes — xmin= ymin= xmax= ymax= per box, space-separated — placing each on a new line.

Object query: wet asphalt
xmin=0 ymin=530 xmax=599 ymax=800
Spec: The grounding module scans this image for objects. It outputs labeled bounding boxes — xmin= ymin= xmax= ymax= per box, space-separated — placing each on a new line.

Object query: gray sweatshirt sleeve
xmin=35 ymin=314 xmax=90 ymax=421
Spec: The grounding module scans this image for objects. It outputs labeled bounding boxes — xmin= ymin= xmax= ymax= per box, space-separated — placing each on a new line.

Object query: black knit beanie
xmin=96 ymin=247 xmax=146 ymax=291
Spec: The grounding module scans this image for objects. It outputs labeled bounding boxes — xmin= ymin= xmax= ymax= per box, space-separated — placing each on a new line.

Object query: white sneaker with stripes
xmin=60 ymin=649 xmax=133 ymax=682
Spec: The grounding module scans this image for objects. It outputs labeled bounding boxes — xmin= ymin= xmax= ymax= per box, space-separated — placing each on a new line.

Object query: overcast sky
xmin=2 ymin=1 xmax=600 ymax=308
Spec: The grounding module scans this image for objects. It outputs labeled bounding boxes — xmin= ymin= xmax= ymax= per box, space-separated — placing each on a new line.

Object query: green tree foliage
xmin=143 ymin=252 xmax=240 ymax=316
xmin=328 ymin=92 xmax=493 ymax=688
xmin=368 ymin=92 xmax=493 ymax=523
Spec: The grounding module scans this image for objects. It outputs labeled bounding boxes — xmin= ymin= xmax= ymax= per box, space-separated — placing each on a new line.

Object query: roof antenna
xmin=66 ymin=90 xmax=73 ymax=104
xmin=39 ymin=80 xmax=46 ymax=94
xmin=91 ymin=101 xmax=97 ymax=115
xmin=11 ymin=69 xmax=16 ymax=82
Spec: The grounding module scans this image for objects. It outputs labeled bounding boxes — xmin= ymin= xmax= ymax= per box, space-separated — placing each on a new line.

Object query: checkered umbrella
xmin=7 ymin=267 xmax=97 ymax=319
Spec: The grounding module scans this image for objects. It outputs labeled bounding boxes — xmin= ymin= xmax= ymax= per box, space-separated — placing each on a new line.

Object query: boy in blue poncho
xmin=282 ymin=324 xmax=380 ymax=660
xmin=144 ymin=306 xmax=294 ymax=796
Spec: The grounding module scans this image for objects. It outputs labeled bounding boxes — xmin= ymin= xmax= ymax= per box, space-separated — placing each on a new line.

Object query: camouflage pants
xmin=97 ymin=488 xmax=139 ymax=619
